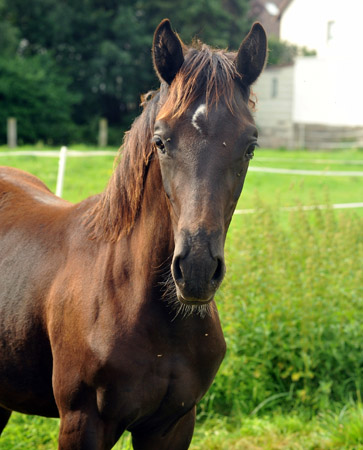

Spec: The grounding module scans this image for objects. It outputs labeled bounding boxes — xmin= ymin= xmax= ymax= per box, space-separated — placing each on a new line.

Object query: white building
xmin=254 ymin=0 xmax=363 ymax=148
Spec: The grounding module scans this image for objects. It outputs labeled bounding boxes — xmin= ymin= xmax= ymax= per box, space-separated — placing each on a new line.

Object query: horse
xmin=0 ymin=19 xmax=267 ymax=450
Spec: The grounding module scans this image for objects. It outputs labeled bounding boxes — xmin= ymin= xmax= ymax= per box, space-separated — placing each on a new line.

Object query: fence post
xmin=56 ymin=146 xmax=68 ymax=198
xmin=7 ymin=118 xmax=17 ymax=148
xmin=98 ymin=118 xmax=108 ymax=147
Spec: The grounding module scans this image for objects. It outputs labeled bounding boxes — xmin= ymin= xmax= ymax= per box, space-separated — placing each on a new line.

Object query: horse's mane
xmin=86 ymin=43 xmax=253 ymax=241
xmin=85 ymin=92 xmax=159 ymax=241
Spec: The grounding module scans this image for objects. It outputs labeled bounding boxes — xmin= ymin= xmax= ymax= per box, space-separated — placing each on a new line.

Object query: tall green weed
xmin=200 ymin=201 xmax=363 ymax=417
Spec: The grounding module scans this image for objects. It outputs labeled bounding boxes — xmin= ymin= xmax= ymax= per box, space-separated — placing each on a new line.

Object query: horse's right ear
xmin=153 ymin=19 xmax=184 ymax=85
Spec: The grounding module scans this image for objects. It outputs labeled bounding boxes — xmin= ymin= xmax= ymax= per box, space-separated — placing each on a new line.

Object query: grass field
xmin=0 ymin=145 xmax=362 ymax=449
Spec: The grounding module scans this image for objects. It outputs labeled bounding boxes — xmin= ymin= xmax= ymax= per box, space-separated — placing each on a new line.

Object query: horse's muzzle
xmin=171 ymin=230 xmax=226 ymax=304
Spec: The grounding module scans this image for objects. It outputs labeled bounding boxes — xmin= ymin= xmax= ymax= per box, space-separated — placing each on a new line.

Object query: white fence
xmin=0 ymin=147 xmax=117 ymax=198
xmin=249 ymin=167 xmax=363 ymax=177
xmin=235 ymin=202 xmax=363 ymax=215
xmin=54 ymin=147 xmax=118 ymax=197
xmin=0 ymin=147 xmax=362 ymax=212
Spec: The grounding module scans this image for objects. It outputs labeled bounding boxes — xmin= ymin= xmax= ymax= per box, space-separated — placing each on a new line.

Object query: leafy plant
xmin=201 ymin=201 xmax=363 ymax=416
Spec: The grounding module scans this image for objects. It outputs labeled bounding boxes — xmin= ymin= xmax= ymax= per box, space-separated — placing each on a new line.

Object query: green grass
xmin=192 ymin=405 xmax=363 ymax=449
xmin=0 ymin=145 xmax=362 ymax=448
xmin=3 ymin=405 xmax=363 ymax=449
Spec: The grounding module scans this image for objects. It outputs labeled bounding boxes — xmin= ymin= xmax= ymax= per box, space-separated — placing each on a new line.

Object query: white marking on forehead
xmin=191 ymin=104 xmax=206 ymax=132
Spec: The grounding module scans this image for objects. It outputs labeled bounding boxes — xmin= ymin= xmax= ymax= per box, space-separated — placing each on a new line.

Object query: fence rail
xmin=235 ymin=202 xmax=363 ymax=215
xmin=257 ymin=157 xmax=363 ymax=166
xmin=249 ymin=167 xmax=363 ymax=176
xmin=0 ymin=150 xmax=117 ymax=157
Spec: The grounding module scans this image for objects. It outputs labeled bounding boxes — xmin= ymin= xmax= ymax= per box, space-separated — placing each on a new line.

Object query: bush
xmin=268 ymin=36 xmax=316 ymax=66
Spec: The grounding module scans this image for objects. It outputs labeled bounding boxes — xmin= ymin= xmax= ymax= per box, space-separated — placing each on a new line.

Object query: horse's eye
xmin=245 ymin=143 xmax=257 ymax=161
xmin=153 ymin=137 xmax=166 ymax=153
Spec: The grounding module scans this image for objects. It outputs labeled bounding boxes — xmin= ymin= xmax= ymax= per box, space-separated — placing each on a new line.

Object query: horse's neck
xmin=108 ymin=157 xmax=174 ymax=302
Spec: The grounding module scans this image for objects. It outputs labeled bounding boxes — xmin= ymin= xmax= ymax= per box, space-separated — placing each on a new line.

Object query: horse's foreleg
xmin=58 ymin=409 xmax=100 ymax=450
xmin=131 ymin=407 xmax=196 ymax=450
xmin=53 ymin=355 xmax=122 ymax=449
xmin=0 ymin=407 xmax=12 ymax=436
xmin=58 ymin=408 xmax=121 ymax=450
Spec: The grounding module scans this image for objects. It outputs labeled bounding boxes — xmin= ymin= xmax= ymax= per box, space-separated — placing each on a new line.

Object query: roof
xmin=278 ymin=0 xmax=293 ymax=18
xmin=249 ymin=0 xmax=290 ymax=36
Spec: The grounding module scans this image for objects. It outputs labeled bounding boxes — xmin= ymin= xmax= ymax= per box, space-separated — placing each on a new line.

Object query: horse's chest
xmin=93 ymin=332 xmax=225 ymax=429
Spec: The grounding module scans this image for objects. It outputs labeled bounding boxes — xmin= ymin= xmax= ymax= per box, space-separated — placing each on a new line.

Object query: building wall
xmin=253 ymin=60 xmax=363 ymax=148
xmin=280 ymin=0 xmax=363 ymax=58
xmin=253 ymin=65 xmax=295 ymax=148
xmin=293 ymin=56 xmax=363 ymax=127
xmin=254 ymin=0 xmax=363 ymax=148
xmin=280 ymin=0 xmax=363 ymax=129
xmin=294 ymin=123 xmax=363 ymax=149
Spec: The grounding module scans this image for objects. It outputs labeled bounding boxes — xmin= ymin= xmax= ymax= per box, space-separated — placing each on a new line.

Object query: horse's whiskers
xmin=152 ymin=254 xmax=173 ymax=275
xmin=158 ymin=272 xmax=213 ymax=320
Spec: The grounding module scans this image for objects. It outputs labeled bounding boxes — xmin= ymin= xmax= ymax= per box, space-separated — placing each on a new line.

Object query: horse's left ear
xmin=236 ymin=22 xmax=267 ymax=87
xmin=153 ymin=19 xmax=184 ymax=85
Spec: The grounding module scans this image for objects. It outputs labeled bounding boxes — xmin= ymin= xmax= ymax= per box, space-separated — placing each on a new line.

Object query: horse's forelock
xmin=157 ymin=45 xmax=241 ymax=121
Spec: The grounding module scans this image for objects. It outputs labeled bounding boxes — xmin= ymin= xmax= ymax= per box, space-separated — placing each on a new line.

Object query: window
xmin=327 ymin=20 xmax=336 ymax=43
xmin=271 ymin=77 xmax=278 ymax=98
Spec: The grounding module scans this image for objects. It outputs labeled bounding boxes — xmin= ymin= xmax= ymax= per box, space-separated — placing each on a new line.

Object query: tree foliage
xmin=0 ymin=55 xmax=78 ymax=144
xmin=0 ymin=0 xmax=252 ymax=145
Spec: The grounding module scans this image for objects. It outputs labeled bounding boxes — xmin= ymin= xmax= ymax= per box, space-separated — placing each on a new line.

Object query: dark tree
xmin=1 ymin=0 xmax=252 ymax=144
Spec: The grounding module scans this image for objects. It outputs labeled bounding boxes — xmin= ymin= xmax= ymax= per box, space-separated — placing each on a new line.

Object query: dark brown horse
xmin=0 ymin=19 xmax=266 ymax=450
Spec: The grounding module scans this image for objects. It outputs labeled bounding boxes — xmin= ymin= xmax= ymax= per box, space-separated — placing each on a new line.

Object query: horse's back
xmin=0 ymin=166 xmax=72 ymax=416
xmin=0 ymin=166 xmax=70 ymax=209
xmin=0 ymin=165 xmax=72 ymax=256
xmin=0 ymin=166 xmax=72 ymax=280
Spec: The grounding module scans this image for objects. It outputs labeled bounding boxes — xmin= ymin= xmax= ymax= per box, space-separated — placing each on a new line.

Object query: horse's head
xmin=152 ymin=20 xmax=267 ymax=306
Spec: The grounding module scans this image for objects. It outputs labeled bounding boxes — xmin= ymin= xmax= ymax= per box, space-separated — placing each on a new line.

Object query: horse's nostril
xmin=172 ymin=251 xmax=224 ymax=301
xmin=211 ymin=258 xmax=225 ymax=286
xmin=172 ymin=256 xmax=183 ymax=284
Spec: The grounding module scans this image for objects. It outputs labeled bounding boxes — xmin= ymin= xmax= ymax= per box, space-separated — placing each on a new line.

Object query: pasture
xmin=0 ymin=145 xmax=362 ymax=449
